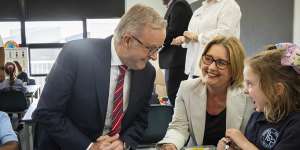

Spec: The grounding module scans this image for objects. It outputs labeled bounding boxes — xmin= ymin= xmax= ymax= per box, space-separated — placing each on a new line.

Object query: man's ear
xmin=121 ymin=33 xmax=131 ymax=47
xmin=275 ymin=82 xmax=285 ymax=96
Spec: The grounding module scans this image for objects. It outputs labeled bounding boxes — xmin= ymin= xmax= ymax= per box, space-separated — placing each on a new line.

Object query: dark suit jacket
xmin=33 ymin=36 xmax=156 ymax=150
xmin=159 ymin=0 xmax=192 ymax=69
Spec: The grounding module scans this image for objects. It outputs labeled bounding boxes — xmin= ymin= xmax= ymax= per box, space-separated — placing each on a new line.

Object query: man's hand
xmin=90 ymin=134 xmax=124 ymax=150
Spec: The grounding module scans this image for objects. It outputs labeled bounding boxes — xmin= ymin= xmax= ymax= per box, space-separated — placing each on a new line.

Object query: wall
xmin=294 ymin=0 xmax=300 ymax=45
xmin=126 ymin=0 xmax=167 ymax=15
xmin=238 ymin=0 xmax=293 ymax=55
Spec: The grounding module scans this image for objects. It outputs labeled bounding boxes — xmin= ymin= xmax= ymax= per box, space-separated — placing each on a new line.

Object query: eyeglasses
xmin=131 ymin=35 xmax=163 ymax=55
xmin=202 ymin=54 xmax=230 ymax=70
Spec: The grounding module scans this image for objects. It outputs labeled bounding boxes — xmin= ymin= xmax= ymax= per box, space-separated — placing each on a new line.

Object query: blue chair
xmin=0 ymin=90 xmax=29 ymax=112
xmin=138 ymin=104 xmax=173 ymax=148
xmin=0 ymin=90 xmax=29 ymax=131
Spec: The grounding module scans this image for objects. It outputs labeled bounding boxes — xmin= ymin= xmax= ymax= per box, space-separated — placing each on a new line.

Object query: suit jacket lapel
xmin=189 ymin=81 xmax=207 ymax=145
xmin=226 ymin=88 xmax=246 ymax=129
xmin=94 ymin=36 xmax=112 ymax=124
xmin=122 ymin=69 xmax=143 ymax=124
xmin=164 ymin=0 xmax=176 ymax=19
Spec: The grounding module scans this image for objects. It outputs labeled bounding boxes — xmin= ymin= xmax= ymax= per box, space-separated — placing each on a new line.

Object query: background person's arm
xmin=0 ymin=141 xmax=18 ymax=150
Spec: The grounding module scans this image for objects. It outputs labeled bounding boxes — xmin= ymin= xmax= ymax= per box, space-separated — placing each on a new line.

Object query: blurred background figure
xmin=13 ymin=61 xmax=29 ymax=83
xmin=171 ymin=0 xmax=241 ymax=78
xmin=0 ymin=111 xmax=19 ymax=150
xmin=159 ymin=0 xmax=192 ymax=107
xmin=0 ymin=35 xmax=5 ymax=82
xmin=0 ymin=62 xmax=26 ymax=93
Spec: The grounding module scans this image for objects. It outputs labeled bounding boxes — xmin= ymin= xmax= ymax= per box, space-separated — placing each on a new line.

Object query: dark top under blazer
xmin=33 ymin=36 xmax=156 ymax=150
xmin=159 ymin=0 xmax=192 ymax=69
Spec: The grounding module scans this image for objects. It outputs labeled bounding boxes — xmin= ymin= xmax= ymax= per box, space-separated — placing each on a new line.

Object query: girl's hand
xmin=225 ymin=128 xmax=258 ymax=150
xmin=160 ymin=143 xmax=177 ymax=150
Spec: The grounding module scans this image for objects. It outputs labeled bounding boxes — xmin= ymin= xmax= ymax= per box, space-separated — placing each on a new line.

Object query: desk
xmin=21 ymin=99 xmax=38 ymax=150
xmin=22 ymin=85 xmax=39 ymax=150
xmin=22 ymin=99 xmax=38 ymax=122
xmin=25 ymin=85 xmax=40 ymax=98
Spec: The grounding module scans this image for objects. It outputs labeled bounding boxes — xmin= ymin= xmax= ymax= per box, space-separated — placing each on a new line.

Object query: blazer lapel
xmin=226 ymin=88 xmax=246 ymax=129
xmin=164 ymin=0 xmax=176 ymax=19
xmin=94 ymin=36 xmax=112 ymax=124
xmin=189 ymin=81 xmax=207 ymax=145
xmin=122 ymin=68 xmax=144 ymax=124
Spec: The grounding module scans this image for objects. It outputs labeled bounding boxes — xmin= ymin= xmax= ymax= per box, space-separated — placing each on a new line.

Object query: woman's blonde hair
xmin=200 ymin=36 xmax=246 ymax=88
xmin=246 ymin=48 xmax=300 ymax=123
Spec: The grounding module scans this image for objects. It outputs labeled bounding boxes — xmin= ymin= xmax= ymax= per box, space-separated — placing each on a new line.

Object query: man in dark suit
xmin=33 ymin=4 xmax=166 ymax=150
xmin=159 ymin=0 xmax=192 ymax=106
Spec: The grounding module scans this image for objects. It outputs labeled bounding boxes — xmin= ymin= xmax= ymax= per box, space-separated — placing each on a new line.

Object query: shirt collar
xmin=111 ymin=37 xmax=123 ymax=66
xmin=253 ymin=112 xmax=268 ymax=123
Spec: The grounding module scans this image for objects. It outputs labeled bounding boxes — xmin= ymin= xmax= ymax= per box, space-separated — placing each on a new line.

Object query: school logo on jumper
xmin=260 ymin=128 xmax=279 ymax=149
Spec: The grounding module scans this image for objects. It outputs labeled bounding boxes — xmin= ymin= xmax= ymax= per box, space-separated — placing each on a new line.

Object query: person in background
xmin=159 ymin=0 xmax=192 ymax=107
xmin=158 ymin=36 xmax=253 ymax=150
xmin=171 ymin=0 xmax=241 ymax=78
xmin=13 ymin=61 xmax=28 ymax=83
xmin=217 ymin=43 xmax=300 ymax=150
xmin=0 ymin=62 xmax=26 ymax=93
xmin=33 ymin=4 xmax=166 ymax=150
xmin=0 ymin=35 xmax=5 ymax=82
xmin=0 ymin=111 xmax=18 ymax=150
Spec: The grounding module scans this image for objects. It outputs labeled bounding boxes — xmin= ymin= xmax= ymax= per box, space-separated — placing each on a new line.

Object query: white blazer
xmin=158 ymin=78 xmax=254 ymax=149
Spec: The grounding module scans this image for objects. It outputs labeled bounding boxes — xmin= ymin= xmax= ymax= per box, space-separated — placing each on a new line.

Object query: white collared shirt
xmin=102 ymin=37 xmax=131 ymax=135
xmin=183 ymin=0 xmax=241 ymax=77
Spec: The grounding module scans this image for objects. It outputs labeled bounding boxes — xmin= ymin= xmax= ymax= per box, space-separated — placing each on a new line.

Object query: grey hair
xmin=114 ymin=4 xmax=167 ymax=42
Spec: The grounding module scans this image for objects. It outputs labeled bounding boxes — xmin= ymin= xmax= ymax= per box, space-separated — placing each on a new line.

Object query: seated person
xmin=13 ymin=61 xmax=28 ymax=83
xmin=217 ymin=43 xmax=300 ymax=150
xmin=0 ymin=35 xmax=4 ymax=82
xmin=0 ymin=62 xmax=26 ymax=93
xmin=0 ymin=111 xmax=18 ymax=150
xmin=158 ymin=36 xmax=254 ymax=150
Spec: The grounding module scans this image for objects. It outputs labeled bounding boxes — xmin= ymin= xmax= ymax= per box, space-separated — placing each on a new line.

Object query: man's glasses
xmin=131 ymin=35 xmax=163 ymax=55
xmin=202 ymin=54 xmax=230 ymax=70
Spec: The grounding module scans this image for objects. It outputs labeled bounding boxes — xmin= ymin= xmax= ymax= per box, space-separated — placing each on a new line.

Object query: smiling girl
xmin=217 ymin=43 xmax=300 ymax=150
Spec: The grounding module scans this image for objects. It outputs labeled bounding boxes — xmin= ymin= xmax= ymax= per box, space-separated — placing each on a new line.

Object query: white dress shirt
xmin=183 ymin=0 xmax=241 ymax=77
xmin=87 ymin=37 xmax=131 ymax=149
xmin=103 ymin=37 xmax=131 ymax=135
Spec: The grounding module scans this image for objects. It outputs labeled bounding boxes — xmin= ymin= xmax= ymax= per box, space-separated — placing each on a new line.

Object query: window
xmin=87 ymin=19 xmax=120 ymax=38
xmin=25 ymin=21 xmax=83 ymax=43
xmin=29 ymin=48 xmax=62 ymax=75
xmin=0 ymin=22 xmax=21 ymax=44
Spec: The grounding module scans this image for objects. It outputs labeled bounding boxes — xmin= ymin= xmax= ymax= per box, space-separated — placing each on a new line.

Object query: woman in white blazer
xmin=158 ymin=36 xmax=253 ymax=150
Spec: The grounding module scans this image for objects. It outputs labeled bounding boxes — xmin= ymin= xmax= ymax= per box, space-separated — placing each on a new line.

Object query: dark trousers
xmin=165 ymin=67 xmax=188 ymax=107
